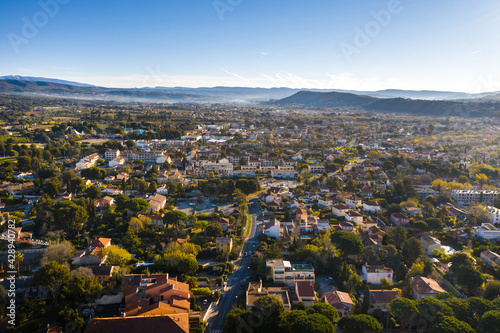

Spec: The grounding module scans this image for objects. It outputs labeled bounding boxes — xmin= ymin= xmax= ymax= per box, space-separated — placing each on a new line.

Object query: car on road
xmin=203 ymin=299 xmax=208 ymax=305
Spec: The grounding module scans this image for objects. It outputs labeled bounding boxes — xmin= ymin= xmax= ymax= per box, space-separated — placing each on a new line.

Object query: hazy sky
xmin=1 ymin=0 xmax=499 ymax=92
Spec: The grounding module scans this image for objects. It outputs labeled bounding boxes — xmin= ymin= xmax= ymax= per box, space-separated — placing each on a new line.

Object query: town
xmin=0 ymin=98 xmax=500 ymax=333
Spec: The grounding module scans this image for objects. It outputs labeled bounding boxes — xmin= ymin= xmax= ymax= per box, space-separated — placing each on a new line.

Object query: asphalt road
xmin=207 ymin=198 xmax=262 ymax=333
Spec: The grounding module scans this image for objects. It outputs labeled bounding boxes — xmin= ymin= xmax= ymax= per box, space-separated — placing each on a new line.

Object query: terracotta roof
xmin=370 ymin=290 xmax=400 ymax=304
xmin=411 ymin=276 xmax=445 ymax=294
xmin=325 ymin=290 xmax=353 ymax=306
xmin=90 ymin=237 xmax=112 ymax=248
xmin=83 ymin=314 xmax=189 ymax=333
xmin=295 ymin=281 xmax=315 ymax=298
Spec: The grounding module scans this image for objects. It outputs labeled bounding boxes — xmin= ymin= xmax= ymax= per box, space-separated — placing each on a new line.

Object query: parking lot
xmin=176 ymin=198 xmax=236 ymax=215
xmin=315 ymin=275 xmax=337 ymax=297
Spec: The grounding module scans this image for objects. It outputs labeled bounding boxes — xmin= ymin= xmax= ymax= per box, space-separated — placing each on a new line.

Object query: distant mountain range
xmin=1 ymin=76 xmax=500 ymax=116
xmin=271 ymin=91 xmax=500 ymax=117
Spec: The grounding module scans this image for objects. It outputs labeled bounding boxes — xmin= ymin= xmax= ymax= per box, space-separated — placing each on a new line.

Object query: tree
xmin=129 ymin=217 xmax=146 ymax=233
xmin=206 ymin=223 xmax=223 ymax=238
xmin=401 ymin=237 xmax=424 ymax=266
xmin=14 ymin=251 xmax=24 ymax=272
xmin=388 ymin=297 xmax=419 ymax=330
xmin=17 ymin=155 xmax=32 ymax=172
xmin=42 ymin=241 xmax=75 ymax=265
xmin=250 ymin=296 xmax=287 ymax=333
xmin=225 ymin=308 xmax=250 ymax=333
xmin=361 ymin=285 xmax=370 ymax=314
xmin=178 ymin=257 xmax=199 ymax=275
xmin=126 ymin=198 xmax=150 ymax=213
xmin=46 ymin=177 xmax=62 ymax=197
xmin=455 ymin=265 xmax=484 ymax=294
xmin=475 ymin=173 xmax=489 ymax=189
xmin=386 ymin=226 xmax=408 ymax=249
xmin=163 ymin=210 xmax=188 ymax=229
xmin=306 ymin=302 xmax=340 ymax=324
xmin=32 ymin=261 xmax=71 ymax=299
xmin=331 ymin=231 xmax=363 ymax=257
xmin=287 ymin=310 xmax=335 ymax=333
xmin=413 ymin=220 xmax=428 ymax=231
xmin=86 ymin=185 xmax=101 ymax=200
xmin=467 ymin=297 xmax=494 ymax=318
xmin=417 ymin=297 xmax=453 ymax=327
xmin=122 ymin=227 xmax=141 ymax=252
xmin=103 ymin=245 xmax=131 ymax=266
xmin=430 ymin=315 xmax=475 ymax=333
xmin=481 ymin=310 xmax=500 ymax=333
xmin=53 ymin=201 xmax=88 ymax=234
xmin=338 ymin=314 xmax=382 ymax=333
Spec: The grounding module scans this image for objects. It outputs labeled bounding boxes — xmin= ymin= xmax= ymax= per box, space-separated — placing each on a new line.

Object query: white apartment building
xmin=362 ymin=265 xmax=393 ymax=284
xmin=486 ymin=206 xmax=500 ymax=224
xmin=123 ymin=151 xmax=171 ymax=164
xmin=475 ymin=223 xmax=500 ymax=240
xmin=105 ymin=149 xmax=120 ymax=162
xmin=308 ymin=164 xmax=326 ymax=174
xmin=266 ymin=259 xmax=315 ymax=286
xmin=452 ymin=190 xmax=500 ymax=205
xmin=76 ymin=153 xmax=100 ymax=170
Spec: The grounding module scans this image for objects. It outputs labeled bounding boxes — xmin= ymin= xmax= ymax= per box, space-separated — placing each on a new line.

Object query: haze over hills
xmin=1 ymin=76 xmax=500 ymax=117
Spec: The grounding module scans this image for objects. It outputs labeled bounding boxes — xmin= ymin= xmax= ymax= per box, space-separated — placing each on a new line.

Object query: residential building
xmin=246 ymin=281 xmax=291 ymax=312
xmin=308 ymin=164 xmax=325 ymax=174
xmin=90 ymin=237 xmax=112 ymax=248
xmin=332 ymin=204 xmax=350 ymax=217
xmin=410 ymin=276 xmax=446 ymax=300
xmin=405 ymin=207 xmax=422 ymax=217
xmin=104 ymin=149 xmax=120 ymax=162
xmin=345 ymin=210 xmax=363 ymax=225
xmin=156 ymin=185 xmax=169 ymax=195
xmin=420 ymin=234 xmax=443 ymax=256
xmin=486 ymin=206 xmax=500 ymax=224
xmin=122 ymin=273 xmax=190 ymax=317
xmin=452 ymin=190 xmax=500 ymax=205
xmin=89 ymin=265 xmax=119 ymax=284
xmin=481 ymin=250 xmax=500 ymax=267
xmin=216 ymin=237 xmax=233 ymax=254
xmin=109 ymin=156 xmax=126 ymax=168
xmin=266 ymin=259 xmax=315 ymax=286
xmin=84 ymin=314 xmax=189 ymax=333
xmin=324 ymin=291 xmax=353 ymax=317
xmin=475 ymin=223 xmax=500 ymax=240
xmin=318 ymin=198 xmax=333 ymax=208
xmin=148 ymin=194 xmax=167 ymax=213
xmin=295 ymin=280 xmax=317 ymax=307
xmin=76 ymin=153 xmax=100 ymax=170
xmin=363 ymin=201 xmax=382 ymax=213
xmin=346 ymin=196 xmax=362 ymax=208
xmin=362 ymin=264 xmax=393 ymax=284
xmin=263 ymin=218 xmax=281 ymax=239
xmin=369 ymin=290 xmax=400 ymax=314
xmin=390 ymin=212 xmax=410 ymax=226
xmin=123 ymin=151 xmax=170 ymax=164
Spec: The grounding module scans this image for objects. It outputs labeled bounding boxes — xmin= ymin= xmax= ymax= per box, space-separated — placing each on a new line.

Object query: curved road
xmin=207 ymin=198 xmax=262 ymax=333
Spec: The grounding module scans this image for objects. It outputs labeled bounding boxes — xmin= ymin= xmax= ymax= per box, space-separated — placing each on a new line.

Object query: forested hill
xmin=271 ymin=91 xmax=500 ymax=117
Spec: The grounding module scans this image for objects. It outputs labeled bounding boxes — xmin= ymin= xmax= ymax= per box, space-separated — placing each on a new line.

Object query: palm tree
xmin=14 ymin=251 xmax=24 ymax=273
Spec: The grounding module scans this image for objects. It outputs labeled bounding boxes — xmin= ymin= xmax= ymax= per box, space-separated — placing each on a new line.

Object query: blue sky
xmin=1 ymin=0 xmax=499 ymax=92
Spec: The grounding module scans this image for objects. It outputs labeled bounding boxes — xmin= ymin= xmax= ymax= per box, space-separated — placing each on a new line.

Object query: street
xmin=207 ymin=198 xmax=262 ymax=333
